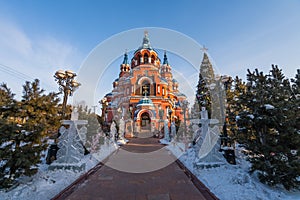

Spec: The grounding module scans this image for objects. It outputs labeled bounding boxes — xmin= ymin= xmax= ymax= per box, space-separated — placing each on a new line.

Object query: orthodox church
xmin=101 ymin=32 xmax=189 ymax=136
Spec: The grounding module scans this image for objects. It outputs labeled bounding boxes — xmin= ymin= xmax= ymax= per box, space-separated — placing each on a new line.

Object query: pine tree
xmin=193 ymin=53 xmax=215 ymax=119
xmin=291 ymin=69 xmax=300 ymax=94
xmin=225 ymin=76 xmax=247 ymax=139
xmin=0 ymin=83 xmax=19 ymax=188
xmin=291 ymin=69 xmax=300 ymax=131
xmin=0 ymin=79 xmax=60 ymax=188
xmin=236 ymin=66 xmax=300 ymax=190
xmin=210 ymin=77 xmax=225 ymax=124
xmin=194 ymin=73 xmax=211 ymax=118
xmin=0 ymin=83 xmax=15 ymax=111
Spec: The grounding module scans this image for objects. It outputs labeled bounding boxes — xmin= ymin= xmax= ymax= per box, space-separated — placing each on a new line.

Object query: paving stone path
xmin=53 ymin=137 xmax=218 ymax=200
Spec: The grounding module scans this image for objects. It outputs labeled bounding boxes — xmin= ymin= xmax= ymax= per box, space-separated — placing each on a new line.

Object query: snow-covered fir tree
xmin=210 ymin=76 xmax=226 ymax=124
xmin=236 ymin=65 xmax=300 ymax=190
xmin=225 ymin=76 xmax=247 ymax=138
xmin=0 ymin=80 xmax=60 ymax=189
xmin=192 ymin=53 xmax=215 ymax=119
xmin=291 ymin=69 xmax=300 ymax=132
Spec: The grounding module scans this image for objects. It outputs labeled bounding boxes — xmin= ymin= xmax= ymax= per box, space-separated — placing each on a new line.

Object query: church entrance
xmin=140 ymin=112 xmax=151 ymax=131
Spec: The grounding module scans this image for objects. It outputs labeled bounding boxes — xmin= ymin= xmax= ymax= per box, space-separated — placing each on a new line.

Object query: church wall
xmin=101 ymin=33 xmax=190 ymax=137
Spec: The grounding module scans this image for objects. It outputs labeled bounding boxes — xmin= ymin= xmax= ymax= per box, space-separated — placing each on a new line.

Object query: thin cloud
xmin=0 ymin=19 xmax=83 ymax=98
xmin=0 ymin=20 xmax=32 ymax=57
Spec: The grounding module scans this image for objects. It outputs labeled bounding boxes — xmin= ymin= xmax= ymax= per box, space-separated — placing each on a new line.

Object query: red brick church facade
xmin=101 ymin=32 xmax=189 ymax=136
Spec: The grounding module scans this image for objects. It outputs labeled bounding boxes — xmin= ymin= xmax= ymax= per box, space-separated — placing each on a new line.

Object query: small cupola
xmin=119 ymin=51 xmax=130 ymax=77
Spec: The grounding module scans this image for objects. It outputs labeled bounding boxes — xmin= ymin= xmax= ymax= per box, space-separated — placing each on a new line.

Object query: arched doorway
xmin=140 ymin=112 xmax=151 ymax=131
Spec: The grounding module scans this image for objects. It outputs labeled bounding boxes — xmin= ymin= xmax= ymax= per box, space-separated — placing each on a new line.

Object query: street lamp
xmin=54 ymin=70 xmax=80 ymax=119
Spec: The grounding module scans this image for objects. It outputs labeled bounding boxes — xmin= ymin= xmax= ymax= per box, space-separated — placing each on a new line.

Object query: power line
xmin=0 ymin=63 xmax=34 ymax=81
xmin=0 ymin=63 xmax=56 ymax=90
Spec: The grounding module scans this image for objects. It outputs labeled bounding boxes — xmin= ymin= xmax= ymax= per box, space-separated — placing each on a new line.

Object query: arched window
xmin=151 ymin=55 xmax=155 ymax=64
xmin=144 ymin=53 xmax=149 ymax=64
xmin=137 ymin=54 xmax=141 ymax=65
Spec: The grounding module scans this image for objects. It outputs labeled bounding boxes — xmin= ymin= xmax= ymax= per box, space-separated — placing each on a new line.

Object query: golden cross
xmin=142 ymin=85 xmax=149 ymax=96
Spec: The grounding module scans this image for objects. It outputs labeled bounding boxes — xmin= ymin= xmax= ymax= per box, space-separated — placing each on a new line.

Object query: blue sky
xmin=0 ymin=0 xmax=299 ymax=110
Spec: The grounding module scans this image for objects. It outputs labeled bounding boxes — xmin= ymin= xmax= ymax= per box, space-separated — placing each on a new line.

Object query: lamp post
xmin=54 ymin=70 xmax=80 ymax=119
xmin=46 ymin=70 xmax=80 ymax=164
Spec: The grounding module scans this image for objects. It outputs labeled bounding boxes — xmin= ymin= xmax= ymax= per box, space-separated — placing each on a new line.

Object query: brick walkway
xmin=54 ymin=137 xmax=217 ymax=200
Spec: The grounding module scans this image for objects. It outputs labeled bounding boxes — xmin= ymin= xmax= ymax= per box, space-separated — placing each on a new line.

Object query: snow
xmin=116 ymin=138 xmax=129 ymax=145
xmin=247 ymin=114 xmax=254 ymax=119
xmin=1 ymin=139 xmax=299 ymax=200
xmin=221 ymin=146 xmax=234 ymax=150
xmin=167 ymin=143 xmax=300 ymax=200
xmin=159 ymin=138 xmax=171 ymax=145
xmin=0 ymin=141 xmax=13 ymax=148
xmin=0 ymin=143 xmax=117 ymax=200
xmin=264 ymin=104 xmax=275 ymax=110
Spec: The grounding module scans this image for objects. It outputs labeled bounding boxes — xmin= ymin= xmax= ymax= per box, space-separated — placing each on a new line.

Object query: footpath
xmin=52 ymin=137 xmax=218 ymax=200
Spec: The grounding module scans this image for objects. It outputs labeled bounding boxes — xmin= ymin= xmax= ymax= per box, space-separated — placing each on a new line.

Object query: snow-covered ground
xmin=168 ymin=142 xmax=300 ymax=200
xmin=1 ymin=139 xmax=299 ymax=200
xmin=0 ymin=143 xmax=117 ymax=200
